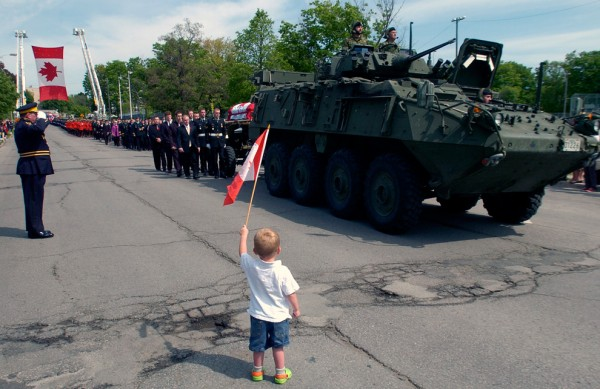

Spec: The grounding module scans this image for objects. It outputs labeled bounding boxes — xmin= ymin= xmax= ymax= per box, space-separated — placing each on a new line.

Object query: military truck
xmin=245 ymin=39 xmax=599 ymax=233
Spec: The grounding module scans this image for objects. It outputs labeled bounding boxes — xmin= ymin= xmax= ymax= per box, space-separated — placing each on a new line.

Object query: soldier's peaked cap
xmin=17 ymin=102 xmax=38 ymax=115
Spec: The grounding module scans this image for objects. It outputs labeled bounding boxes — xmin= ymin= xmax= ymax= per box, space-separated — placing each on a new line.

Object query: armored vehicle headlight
xmin=494 ymin=113 xmax=503 ymax=126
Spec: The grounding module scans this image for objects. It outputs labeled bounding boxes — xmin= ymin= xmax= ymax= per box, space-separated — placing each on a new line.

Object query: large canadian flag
xmin=32 ymin=46 xmax=68 ymax=101
xmin=223 ymin=128 xmax=270 ymax=206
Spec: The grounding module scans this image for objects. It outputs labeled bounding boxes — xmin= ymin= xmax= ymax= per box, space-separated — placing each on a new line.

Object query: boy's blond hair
xmin=253 ymin=228 xmax=280 ymax=259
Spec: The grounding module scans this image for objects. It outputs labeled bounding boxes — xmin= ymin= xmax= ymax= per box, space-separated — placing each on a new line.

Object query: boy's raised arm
xmin=239 ymin=225 xmax=249 ymax=256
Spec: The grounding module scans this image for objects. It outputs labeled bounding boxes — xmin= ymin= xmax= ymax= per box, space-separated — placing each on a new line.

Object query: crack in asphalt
xmin=1 ymin=253 xmax=597 ymax=387
xmin=332 ymin=326 xmax=422 ymax=389
xmin=2 ymin=135 xmax=597 ymax=387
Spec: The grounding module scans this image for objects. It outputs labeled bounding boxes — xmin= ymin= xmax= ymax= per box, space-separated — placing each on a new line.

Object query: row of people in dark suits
xmin=92 ymin=118 xmax=151 ymax=151
xmin=148 ymin=109 xmax=228 ymax=179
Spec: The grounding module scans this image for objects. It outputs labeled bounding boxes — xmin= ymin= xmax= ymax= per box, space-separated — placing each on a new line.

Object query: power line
xmin=468 ymin=0 xmax=600 ymax=23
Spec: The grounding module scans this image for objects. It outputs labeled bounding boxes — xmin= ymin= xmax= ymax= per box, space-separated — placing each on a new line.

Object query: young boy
xmin=239 ymin=225 xmax=300 ymax=384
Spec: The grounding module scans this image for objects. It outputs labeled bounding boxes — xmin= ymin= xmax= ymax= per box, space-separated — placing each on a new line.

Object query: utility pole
xmin=127 ymin=71 xmax=133 ymax=119
xmin=118 ymin=76 xmax=123 ymax=119
xmin=105 ymin=78 xmax=111 ymax=116
xmin=561 ymin=68 xmax=569 ymax=118
xmin=73 ymin=28 xmax=106 ymax=118
xmin=15 ymin=30 xmax=27 ymax=108
xmin=451 ymin=16 xmax=465 ymax=57
xmin=534 ymin=61 xmax=547 ymax=112
xmin=409 ymin=22 xmax=413 ymax=53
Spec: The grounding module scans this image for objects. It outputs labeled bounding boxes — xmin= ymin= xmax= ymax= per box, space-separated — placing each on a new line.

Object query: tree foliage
xmin=235 ymin=9 xmax=279 ymax=71
xmin=146 ymin=18 xmax=205 ymax=112
xmin=277 ymin=0 xmax=366 ymax=72
xmin=67 ymin=7 xmax=600 ymax=118
xmin=492 ymin=61 xmax=536 ymax=105
xmin=0 ymin=66 xmax=18 ymax=118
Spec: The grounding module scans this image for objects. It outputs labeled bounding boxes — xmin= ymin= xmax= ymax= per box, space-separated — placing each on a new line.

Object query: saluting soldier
xmin=14 ymin=102 xmax=54 ymax=239
xmin=207 ymin=108 xmax=227 ymax=178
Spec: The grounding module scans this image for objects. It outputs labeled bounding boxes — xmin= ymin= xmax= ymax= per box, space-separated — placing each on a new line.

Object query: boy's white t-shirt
xmin=241 ymin=253 xmax=300 ymax=322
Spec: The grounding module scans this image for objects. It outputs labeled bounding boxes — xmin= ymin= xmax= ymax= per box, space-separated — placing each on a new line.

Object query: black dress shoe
xmin=28 ymin=230 xmax=54 ymax=239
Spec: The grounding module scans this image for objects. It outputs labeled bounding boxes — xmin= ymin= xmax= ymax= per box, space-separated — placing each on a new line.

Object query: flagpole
xmin=244 ymin=125 xmax=270 ymax=227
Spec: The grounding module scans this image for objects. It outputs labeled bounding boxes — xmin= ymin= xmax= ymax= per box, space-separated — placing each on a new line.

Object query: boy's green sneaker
xmin=274 ymin=368 xmax=292 ymax=384
xmin=251 ymin=369 xmax=264 ymax=382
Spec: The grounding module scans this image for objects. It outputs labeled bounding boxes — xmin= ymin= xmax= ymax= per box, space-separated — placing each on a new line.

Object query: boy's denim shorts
xmin=249 ymin=316 xmax=290 ymax=352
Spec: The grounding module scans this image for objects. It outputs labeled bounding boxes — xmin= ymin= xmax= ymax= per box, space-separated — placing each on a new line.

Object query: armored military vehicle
xmin=246 ymin=38 xmax=599 ymax=233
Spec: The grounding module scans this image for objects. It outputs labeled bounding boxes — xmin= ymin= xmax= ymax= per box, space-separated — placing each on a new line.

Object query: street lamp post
xmin=15 ymin=30 xmax=28 ymax=108
xmin=560 ymin=67 xmax=569 ymax=117
xmin=127 ymin=71 xmax=133 ymax=119
xmin=118 ymin=76 xmax=123 ymax=119
xmin=105 ymin=78 xmax=112 ymax=116
xmin=451 ymin=16 xmax=465 ymax=57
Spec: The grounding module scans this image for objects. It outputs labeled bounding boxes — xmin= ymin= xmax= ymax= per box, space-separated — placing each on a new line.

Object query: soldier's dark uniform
xmin=207 ymin=112 xmax=227 ymax=178
xmin=133 ymin=118 xmax=143 ymax=150
xmin=342 ymin=21 xmax=368 ymax=51
xmin=378 ymin=27 xmax=400 ymax=53
xmin=103 ymin=120 xmax=111 ymax=145
xmin=195 ymin=114 xmax=210 ymax=175
xmin=14 ymin=102 xmax=54 ymax=239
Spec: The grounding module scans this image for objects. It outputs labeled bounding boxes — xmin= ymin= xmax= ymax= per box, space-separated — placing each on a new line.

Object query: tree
xmin=235 ymin=9 xmax=279 ymax=71
xmin=197 ymin=37 xmax=237 ymax=110
xmin=277 ymin=0 xmax=367 ymax=72
xmin=225 ymin=62 xmax=256 ymax=106
xmin=0 ymin=68 xmax=18 ymax=117
xmin=25 ymin=90 xmax=34 ymax=104
xmin=540 ymin=61 xmax=567 ymax=114
xmin=370 ymin=0 xmax=403 ymax=45
xmin=146 ymin=18 xmax=205 ymax=112
xmin=492 ymin=61 xmax=536 ymax=105
xmin=564 ymin=50 xmax=600 ymax=95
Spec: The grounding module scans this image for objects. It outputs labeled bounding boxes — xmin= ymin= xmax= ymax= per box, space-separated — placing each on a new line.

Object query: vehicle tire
xmin=481 ymin=189 xmax=544 ymax=223
xmin=289 ymin=144 xmax=324 ymax=205
xmin=325 ymin=149 xmax=364 ymax=219
xmin=437 ymin=194 xmax=480 ymax=213
xmin=223 ymin=145 xmax=237 ymax=178
xmin=264 ymin=142 xmax=290 ymax=197
xmin=363 ymin=154 xmax=422 ymax=233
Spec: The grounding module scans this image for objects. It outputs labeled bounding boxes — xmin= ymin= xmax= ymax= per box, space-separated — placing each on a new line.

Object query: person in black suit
xmin=195 ymin=108 xmax=210 ymax=176
xmin=160 ymin=111 xmax=176 ymax=173
xmin=208 ymin=108 xmax=227 ymax=178
xmin=170 ymin=111 xmax=183 ymax=176
xmin=176 ymin=114 xmax=194 ymax=179
xmin=148 ymin=116 xmax=166 ymax=171
xmin=14 ymin=102 xmax=54 ymax=239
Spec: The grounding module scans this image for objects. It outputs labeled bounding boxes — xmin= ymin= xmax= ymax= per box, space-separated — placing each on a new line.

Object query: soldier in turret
xmin=342 ymin=21 xmax=367 ymax=51
xmin=479 ymin=88 xmax=493 ymax=104
xmin=378 ymin=27 xmax=400 ymax=53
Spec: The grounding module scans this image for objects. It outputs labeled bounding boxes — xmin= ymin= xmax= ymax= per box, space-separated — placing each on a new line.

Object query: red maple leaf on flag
xmin=39 ymin=62 xmax=59 ymax=82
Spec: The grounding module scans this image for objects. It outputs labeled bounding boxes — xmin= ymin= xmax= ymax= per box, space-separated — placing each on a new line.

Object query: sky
xmin=0 ymin=0 xmax=599 ymax=96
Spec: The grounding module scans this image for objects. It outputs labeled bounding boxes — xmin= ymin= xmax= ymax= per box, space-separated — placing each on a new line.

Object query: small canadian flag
xmin=32 ymin=46 xmax=68 ymax=101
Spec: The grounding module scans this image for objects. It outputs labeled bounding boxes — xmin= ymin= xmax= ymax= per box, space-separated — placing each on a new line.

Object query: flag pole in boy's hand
xmin=223 ymin=125 xmax=270 ymax=227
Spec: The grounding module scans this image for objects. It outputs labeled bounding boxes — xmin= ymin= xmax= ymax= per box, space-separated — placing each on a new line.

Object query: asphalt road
xmin=0 ymin=126 xmax=598 ymax=389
